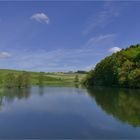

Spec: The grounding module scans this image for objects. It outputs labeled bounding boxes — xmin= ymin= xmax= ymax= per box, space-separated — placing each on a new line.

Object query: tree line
xmin=82 ymin=44 xmax=140 ymax=88
xmin=3 ymin=71 xmax=46 ymax=88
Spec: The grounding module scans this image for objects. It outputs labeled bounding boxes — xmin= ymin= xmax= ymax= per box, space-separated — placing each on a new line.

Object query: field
xmin=45 ymin=72 xmax=86 ymax=87
xmin=0 ymin=69 xmax=87 ymax=87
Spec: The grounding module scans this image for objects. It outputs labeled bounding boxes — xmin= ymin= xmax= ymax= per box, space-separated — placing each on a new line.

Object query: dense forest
xmin=83 ymin=44 xmax=140 ymax=88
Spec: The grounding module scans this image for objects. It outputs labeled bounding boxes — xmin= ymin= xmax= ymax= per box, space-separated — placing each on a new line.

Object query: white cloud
xmin=31 ymin=13 xmax=50 ymax=24
xmin=109 ymin=47 xmax=121 ymax=53
xmin=0 ymin=52 xmax=11 ymax=59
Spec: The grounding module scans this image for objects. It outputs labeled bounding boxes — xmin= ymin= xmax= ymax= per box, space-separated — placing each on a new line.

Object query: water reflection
xmin=38 ymin=86 xmax=45 ymax=96
xmin=0 ymin=86 xmax=140 ymax=129
xmin=87 ymin=87 xmax=140 ymax=127
xmin=0 ymin=88 xmax=31 ymax=109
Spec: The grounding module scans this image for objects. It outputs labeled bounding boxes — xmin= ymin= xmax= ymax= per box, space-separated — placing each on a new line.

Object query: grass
xmin=0 ymin=69 xmax=87 ymax=87
xmin=44 ymin=72 xmax=86 ymax=87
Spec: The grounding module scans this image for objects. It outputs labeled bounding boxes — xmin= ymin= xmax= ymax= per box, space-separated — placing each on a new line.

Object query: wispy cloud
xmin=31 ymin=13 xmax=50 ymax=24
xmin=0 ymin=34 xmax=116 ymax=71
xmin=109 ymin=46 xmax=121 ymax=53
xmin=0 ymin=52 xmax=11 ymax=59
xmin=85 ymin=64 xmax=95 ymax=71
xmin=13 ymin=34 xmax=116 ymax=71
xmin=85 ymin=34 xmax=115 ymax=48
xmin=83 ymin=1 xmax=120 ymax=35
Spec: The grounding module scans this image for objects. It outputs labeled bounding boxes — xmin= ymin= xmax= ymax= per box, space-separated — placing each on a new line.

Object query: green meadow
xmin=0 ymin=69 xmax=86 ymax=87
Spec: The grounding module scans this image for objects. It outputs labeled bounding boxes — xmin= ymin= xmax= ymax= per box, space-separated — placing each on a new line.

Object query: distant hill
xmin=83 ymin=44 xmax=140 ymax=88
xmin=0 ymin=69 xmax=86 ymax=87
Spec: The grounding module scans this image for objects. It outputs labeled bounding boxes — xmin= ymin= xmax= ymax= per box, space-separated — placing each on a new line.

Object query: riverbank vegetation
xmin=83 ymin=44 xmax=140 ymax=88
xmin=0 ymin=69 xmax=86 ymax=88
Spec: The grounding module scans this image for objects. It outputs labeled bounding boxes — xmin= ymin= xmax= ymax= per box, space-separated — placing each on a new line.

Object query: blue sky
xmin=0 ymin=1 xmax=140 ymax=72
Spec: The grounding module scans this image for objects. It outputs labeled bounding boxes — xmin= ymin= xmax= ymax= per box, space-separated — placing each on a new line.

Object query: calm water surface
xmin=0 ymin=86 xmax=140 ymax=139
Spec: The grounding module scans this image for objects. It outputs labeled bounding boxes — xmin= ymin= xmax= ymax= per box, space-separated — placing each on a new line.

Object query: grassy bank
xmin=0 ymin=69 xmax=86 ymax=87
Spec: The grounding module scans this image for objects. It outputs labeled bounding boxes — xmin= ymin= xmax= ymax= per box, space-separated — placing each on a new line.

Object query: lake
xmin=0 ymin=86 xmax=140 ymax=139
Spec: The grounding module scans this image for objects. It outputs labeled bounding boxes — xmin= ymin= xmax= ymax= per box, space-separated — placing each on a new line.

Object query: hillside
xmin=0 ymin=69 xmax=85 ymax=87
xmin=83 ymin=44 xmax=140 ymax=88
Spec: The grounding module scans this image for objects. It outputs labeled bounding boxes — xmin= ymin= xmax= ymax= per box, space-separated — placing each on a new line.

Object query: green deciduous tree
xmin=38 ymin=72 xmax=45 ymax=86
xmin=83 ymin=44 xmax=140 ymax=88
xmin=16 ymin=72 xmax=31 ymax=88
xmin=4 ymin=73 xmax=17 ymax=88
xmin=118 ymin=60 xmax=134 ymax=86
xmin=128 ymin=68 xmax=140 ymax=88
xmin=74 ymin=75 xmax=79 ymax=83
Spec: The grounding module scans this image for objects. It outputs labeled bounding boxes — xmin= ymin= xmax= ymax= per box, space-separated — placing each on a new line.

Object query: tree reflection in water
xmin=39 ymin=86 xmax=45 ymax=96
xmin=87 ymin=87 xmax=140 ymax=127
xmin=0 ymin=86 xmax=140 ymax=128
xmin=0 ymin=88 xmax=31 ymax=109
